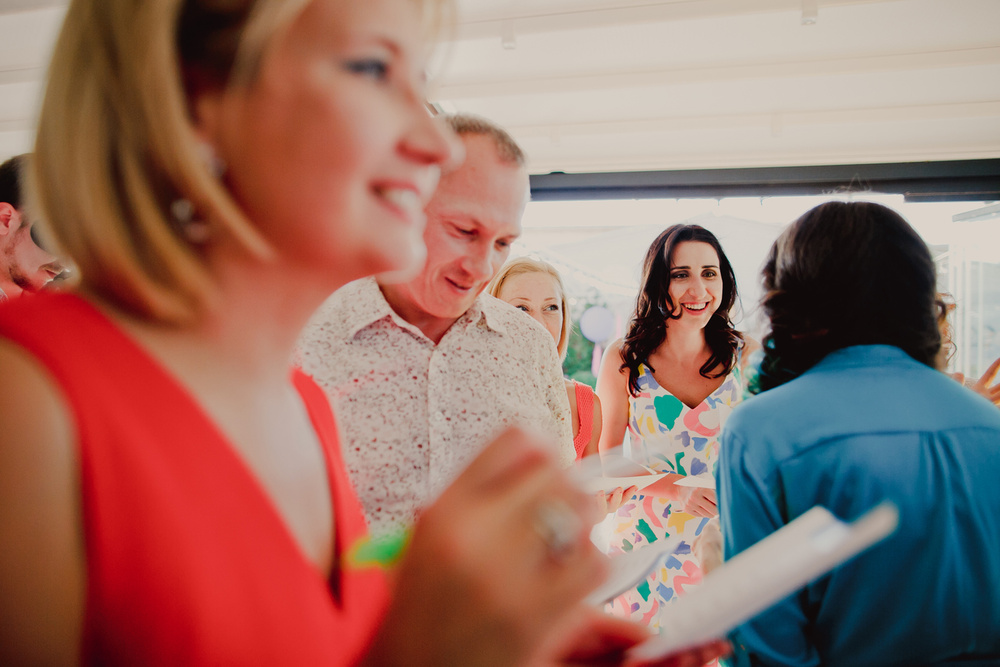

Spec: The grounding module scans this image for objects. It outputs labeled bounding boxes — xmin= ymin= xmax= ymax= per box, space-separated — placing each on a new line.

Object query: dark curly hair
xmin=751 ymin=201 xmax=941 ymax=393
xmin=620 ymin=224 xmax=743 ymax=395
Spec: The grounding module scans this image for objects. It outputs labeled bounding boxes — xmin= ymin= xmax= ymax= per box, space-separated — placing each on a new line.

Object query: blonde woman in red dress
xmin=0 ymin=0 xmax=728 ymax=665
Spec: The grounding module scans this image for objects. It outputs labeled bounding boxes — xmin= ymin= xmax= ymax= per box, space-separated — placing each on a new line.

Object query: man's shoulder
xmin=479 ymin=294 xmax=553 ymax=341
xmin=302 ymin=278 xmax=387 ymax=342
xmin=464 ymin=295 xmax=562 ymax=370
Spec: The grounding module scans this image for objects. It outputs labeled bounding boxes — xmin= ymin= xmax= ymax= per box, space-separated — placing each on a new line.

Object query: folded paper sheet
xmin=585 ymin=536 xmax=683 ymax=606
xmin=578 ymin=472 xmax=669 ymax=495
xmin=628 ymin=503 xmax=899 ymax=660
xmin=672 ymin=473 xmax=716 ymax=489
xmin=572 ymin=451 xmax=668 ymax=494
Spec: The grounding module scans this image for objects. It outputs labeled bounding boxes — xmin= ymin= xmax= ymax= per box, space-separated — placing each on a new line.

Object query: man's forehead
xmin=428 ymin=137 xmax=528 ymax=234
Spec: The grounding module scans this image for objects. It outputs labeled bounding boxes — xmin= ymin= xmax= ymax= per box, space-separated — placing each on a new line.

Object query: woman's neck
xmin=105 ymin=248 xmax=346 ymax=389
xmin=661 ymin=322 xmax=710 ymax=362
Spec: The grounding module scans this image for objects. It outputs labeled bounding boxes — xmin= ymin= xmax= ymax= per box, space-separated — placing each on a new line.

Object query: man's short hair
xmin=444 ymin=113 xmax=525 ymax=167
xmin=0 ymin=154 xmax=27 ymax=210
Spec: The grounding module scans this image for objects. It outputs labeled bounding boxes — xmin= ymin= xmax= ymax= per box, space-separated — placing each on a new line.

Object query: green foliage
xmin=564 ymin=322 xmax=597 ymax=388
xmin=563 ymin=287 xmax=610 ymax=389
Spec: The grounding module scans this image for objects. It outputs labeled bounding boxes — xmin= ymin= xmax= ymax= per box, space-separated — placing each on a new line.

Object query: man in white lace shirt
xmin=298 ymin=114 xmax=574 ymax=536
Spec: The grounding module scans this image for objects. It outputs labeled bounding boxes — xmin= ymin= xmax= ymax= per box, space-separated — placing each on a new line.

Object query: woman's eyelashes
xmin=515 ymin=303 xmax=560 ymax=314
xmin=344 ymin=57 xmax=390 ymax=81
xmin=670 ymin=269 xmax=718 ymax=280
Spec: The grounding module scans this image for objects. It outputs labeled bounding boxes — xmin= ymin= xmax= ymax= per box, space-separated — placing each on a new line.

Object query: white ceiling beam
xmin=452 ymin=0 xmax=891 ymax=39
xmin=507 ymin=101 xmax=1000 ymax=137
xmin=0 ymin=66 xmax=43 ymax=85
xmin=0 ymin=117 xmax=33 ymax=132
xmin=524 ymin=143 xmax=1000 ymax=174
xmin=0 ymin=0 xmax=65 ymax=14
xmin=433 ymin=46 xmax=1000 ymax=99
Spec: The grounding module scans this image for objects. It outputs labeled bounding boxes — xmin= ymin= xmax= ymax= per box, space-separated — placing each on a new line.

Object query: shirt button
xmin=431 ymin=411 xmax=446 ymax=424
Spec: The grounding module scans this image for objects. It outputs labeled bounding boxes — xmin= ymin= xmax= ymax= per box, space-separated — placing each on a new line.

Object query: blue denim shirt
xmin=718 ymin=345 xmax=1000 ymax=666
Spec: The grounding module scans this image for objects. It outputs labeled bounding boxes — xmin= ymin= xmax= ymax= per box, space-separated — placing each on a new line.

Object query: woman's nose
xmin=403 ymin=110 xmax=464 ymax=170
xmin=687 ymin=279 xmax=708 ymax=297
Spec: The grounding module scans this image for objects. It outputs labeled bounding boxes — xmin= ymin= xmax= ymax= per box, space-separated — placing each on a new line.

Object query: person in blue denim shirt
xmin=718 ymin=201 xmax=1000 ymax=666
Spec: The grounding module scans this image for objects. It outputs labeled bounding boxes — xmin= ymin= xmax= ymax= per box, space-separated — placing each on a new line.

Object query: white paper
xmin=672 ymin=473 xmax=716 ymax=489
xmin=572 ymin=452 xmax=669 ymax=495
xmin=628 ymin=502 xmax=899 ymax=661
xmin=578 ymin=472 xmax=669 ymax=494
xmin=585 ymin=536 xmax=683 ymax=606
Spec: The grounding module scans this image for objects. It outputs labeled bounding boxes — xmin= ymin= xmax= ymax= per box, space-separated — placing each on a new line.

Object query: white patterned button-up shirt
xmin=298 ymin=277 xmax=574 ymax=536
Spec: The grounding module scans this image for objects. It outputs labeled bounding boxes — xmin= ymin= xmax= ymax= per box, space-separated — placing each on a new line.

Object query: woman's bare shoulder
xmin=0 ymin=339 xmax=85 ymax=665
xmin=605 ymin=338 xmax=625 ymax=356
xmin=0 ymin=339 xmax=76 ymax=441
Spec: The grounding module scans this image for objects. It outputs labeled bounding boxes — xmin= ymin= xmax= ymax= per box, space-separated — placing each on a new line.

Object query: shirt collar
xmin=338 ymin=277 xmax=509 ymax=341
xmin=811 ymin=344 xmax=917 ymax=372
xmin=333 ymin=277 xmax=398 ymax=340
xmin=476 ymin=293 xmax=512 ymax=336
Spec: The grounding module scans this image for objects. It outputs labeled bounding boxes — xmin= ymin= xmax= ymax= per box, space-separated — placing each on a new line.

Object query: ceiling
xmin=1 ymin=0 xmax=998 ymax=176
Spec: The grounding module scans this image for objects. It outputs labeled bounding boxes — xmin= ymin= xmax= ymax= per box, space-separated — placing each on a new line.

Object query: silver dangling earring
xmin=170 ymin=141 xmax=226 ymax=244
xmin=196 ymin=140 xmax=227 ymax=178
xmin=170 ymin=197 xmax=211 ymax=244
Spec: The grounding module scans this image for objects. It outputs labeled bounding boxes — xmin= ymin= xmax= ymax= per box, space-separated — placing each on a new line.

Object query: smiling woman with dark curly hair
xmin=596 ymin=223 xmax=752 ymax=627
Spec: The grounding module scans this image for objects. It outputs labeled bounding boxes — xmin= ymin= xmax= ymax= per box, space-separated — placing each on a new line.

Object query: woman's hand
xmin=538 ymin=605 xmax=730 ymax=666
xmin=692 ymin=518 xmax=724 ymax=576
xmin=365 ymin=427 xmax=606 ymax=667
xmin=596 ymin=486 xmax=639 ymax=516
xmin=954 ymin=356 xmax=1000 ymax=407
xmin=680 ymin=487 xmax=717 ymax=518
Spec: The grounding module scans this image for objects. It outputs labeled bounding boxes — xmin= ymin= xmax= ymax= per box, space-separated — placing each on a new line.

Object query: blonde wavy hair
xmin=32 ymin=0 xmax=449 ymax=324
xmin=488 ymin=256 xmax=571 ymax=361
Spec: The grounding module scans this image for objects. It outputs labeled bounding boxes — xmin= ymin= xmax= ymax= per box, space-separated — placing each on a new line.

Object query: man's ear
xmin=0 ymin=203 xmax=17 ymax=236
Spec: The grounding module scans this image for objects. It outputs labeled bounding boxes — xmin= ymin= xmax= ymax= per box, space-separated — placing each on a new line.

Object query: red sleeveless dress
xmin=0 ymin=293 xmax=389 ymax=665
xmin=572 ymin=381 xmax=596 ymax=460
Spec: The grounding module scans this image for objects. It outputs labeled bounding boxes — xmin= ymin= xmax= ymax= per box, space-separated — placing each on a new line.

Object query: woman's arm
xmin=582 ymin=390 xmax=602 ymax=459
xmin=640 ymin=473 xmax=715 ymax=510
xmin=596 ymin=340 xmax=629 ymax=455
xmin=594 ymin=340 xmax=717 ymax=512
xmin=363 ymin=427 xmax=605 ymax=667
xmin=0 ymin=341 xmax=85 ymax=666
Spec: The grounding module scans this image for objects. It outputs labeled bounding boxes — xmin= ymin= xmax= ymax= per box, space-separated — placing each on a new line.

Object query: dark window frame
xmin=529 ymin=158 xmax=1000 ymax=203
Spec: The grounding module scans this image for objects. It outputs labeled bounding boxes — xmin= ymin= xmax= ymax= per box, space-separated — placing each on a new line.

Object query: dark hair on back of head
xmin=620 ymin=224 xmax=743 ymax=395
xmin=752 ymin=201 xmax=940 ymax=393
xmin=0 ymin=153 xmax=27 ymax=210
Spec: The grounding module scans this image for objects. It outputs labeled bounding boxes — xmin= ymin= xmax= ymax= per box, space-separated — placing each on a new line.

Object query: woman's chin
xmin=375 ymin=243 xmax=427 ymax=285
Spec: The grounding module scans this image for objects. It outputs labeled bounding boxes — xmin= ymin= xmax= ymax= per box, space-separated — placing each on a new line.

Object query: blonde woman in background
xmin=0 ymin=0 xmax=730 ymax=665
xmin=490 ymin=258 xmax=639 ymax=518
xmin=489 ymin=257 xmax=601 ymax=459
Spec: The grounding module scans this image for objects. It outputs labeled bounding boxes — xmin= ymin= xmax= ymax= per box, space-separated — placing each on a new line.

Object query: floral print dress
xmin=604 ymin=362 xmax=742 ymax=628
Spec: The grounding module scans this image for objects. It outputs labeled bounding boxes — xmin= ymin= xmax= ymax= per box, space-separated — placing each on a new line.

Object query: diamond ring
xmin=533 ymin=499 xmax=583 ymax=561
